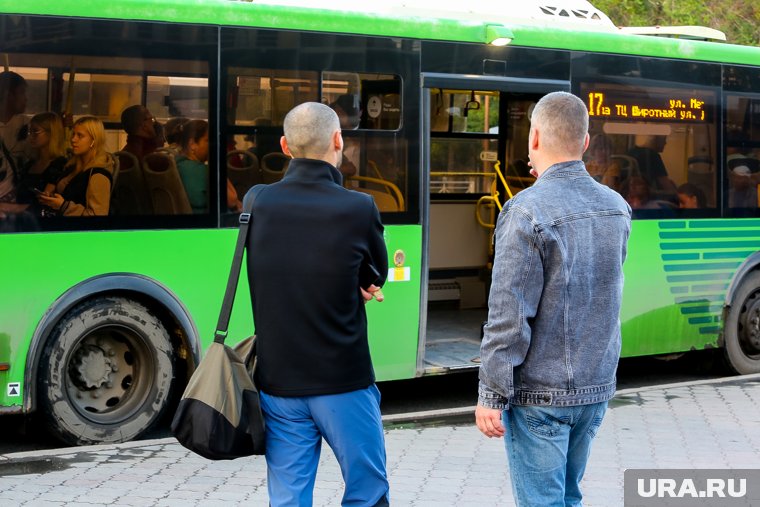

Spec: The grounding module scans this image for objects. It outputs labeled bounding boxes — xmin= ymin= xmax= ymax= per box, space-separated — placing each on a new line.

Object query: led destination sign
xmin=585 ymin=88 xmax=714 ymax=123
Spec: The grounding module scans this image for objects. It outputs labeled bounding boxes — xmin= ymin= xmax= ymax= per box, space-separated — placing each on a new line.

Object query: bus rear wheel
xmin=38 ymin=296 xmax=176 ymax=445
xmin=724 ymin=271 xmax=760 ymax=374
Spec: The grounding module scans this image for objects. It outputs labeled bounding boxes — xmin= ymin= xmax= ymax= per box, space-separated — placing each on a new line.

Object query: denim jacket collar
xmin=535 ymin=160 xmax=586 ymax=183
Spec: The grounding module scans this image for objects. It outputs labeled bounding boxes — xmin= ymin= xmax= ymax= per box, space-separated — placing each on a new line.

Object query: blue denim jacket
xmin=478 ymin=160 xmax=631 ymax=409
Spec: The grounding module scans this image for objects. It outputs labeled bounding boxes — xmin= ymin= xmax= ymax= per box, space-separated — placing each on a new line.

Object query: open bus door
xmin=419 ymin=73 xmax=569 ymax=375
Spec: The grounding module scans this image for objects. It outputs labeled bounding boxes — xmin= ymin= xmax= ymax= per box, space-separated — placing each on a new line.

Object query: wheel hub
xmin=70 ymin=344 xmax=115 ymax=390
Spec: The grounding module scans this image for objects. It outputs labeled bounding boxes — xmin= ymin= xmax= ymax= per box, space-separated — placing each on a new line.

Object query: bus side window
xmin=726 ymin=94 xmax=760 ymax=210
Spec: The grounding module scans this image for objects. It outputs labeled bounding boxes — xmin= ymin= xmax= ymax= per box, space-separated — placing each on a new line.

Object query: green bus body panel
xmin=621 ymin=219 xmax=760 ymax=357
xmin=0 ymin=224 xmax=421 ymax=408
xmin=1 ymin=0 xmax=760 ymax=66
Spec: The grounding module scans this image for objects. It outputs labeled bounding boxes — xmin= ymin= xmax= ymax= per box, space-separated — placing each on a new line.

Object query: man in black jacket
xmin=243 ymin=102 xmax=389 ymax=507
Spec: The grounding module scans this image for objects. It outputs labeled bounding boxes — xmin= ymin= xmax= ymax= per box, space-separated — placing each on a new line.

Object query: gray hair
xmin=283 ymin=102 xmax=340 ymax=158
xmin=531 ymin=92 xmax=589 ymax=156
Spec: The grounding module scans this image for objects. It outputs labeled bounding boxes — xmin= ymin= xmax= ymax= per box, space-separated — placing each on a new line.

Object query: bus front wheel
xmin=724 ymin=271 xmax=760 ymax=374
xmin=38 ymin=296 xmax=177 ymax=445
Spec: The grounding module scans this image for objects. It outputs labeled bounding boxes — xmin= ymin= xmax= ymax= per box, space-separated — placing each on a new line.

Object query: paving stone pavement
xmin=1 ymin=375 xmax=760 ymax=506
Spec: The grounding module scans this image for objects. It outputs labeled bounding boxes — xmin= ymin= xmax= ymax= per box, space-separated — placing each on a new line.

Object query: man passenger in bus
xmin=120 ymin=105 xmax=163 ymax=164
xmin=627 ymin=134 xmax=678 ymax=199
xmin=476 ymin=92 xmax=631 ymax=507
xmin=243 ymin=102 xmax=389 ymax=507
xmin=37 ymin=116 xmax=113 ymax=216
xmin=584 ymin=133 xmax=621 ymax=190
xmin=329 ymin=94 xmax=360 ymax=177
xmin=0 ymin=71 xmax=30 ymax=204
xmin=727 ymin=148 xmax=760 ymax=208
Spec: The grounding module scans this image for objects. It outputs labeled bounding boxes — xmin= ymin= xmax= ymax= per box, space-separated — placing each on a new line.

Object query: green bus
xmin=1 ymin=0 xmax=760 ymax=445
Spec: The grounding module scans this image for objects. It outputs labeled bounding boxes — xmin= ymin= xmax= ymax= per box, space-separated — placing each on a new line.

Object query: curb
xmin=3 ymin=373 xmax=760 ymax=462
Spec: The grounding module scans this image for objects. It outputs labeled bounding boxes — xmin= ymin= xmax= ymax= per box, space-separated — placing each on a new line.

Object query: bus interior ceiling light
xmin=486 ymin=25 xmax=513 ymax=46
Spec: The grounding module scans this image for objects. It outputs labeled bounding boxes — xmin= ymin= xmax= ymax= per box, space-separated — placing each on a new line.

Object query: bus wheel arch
xmin=723 ymin=269 xmax=760 ymax=374
xmin=29 ymin=275 xmax=201 ymax=444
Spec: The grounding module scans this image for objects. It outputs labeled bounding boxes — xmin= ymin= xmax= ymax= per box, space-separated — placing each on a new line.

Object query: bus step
xmin=428 ymin=279 xmax=461 ymax=301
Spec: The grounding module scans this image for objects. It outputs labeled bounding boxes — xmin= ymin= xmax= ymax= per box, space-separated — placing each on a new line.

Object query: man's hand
xmin=475 ymin=403 xmax=505 ymax=438
xmin=361 ymin=284 xmax=384 ymax=303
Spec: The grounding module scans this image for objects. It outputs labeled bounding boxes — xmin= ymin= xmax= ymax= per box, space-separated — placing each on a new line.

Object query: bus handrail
xmin=430 ymin=162 xmax=514 ymax=200
xmin=345 ymin=174 xmax=405 ymax=211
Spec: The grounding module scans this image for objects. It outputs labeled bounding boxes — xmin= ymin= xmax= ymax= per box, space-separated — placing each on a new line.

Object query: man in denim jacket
xmin=476 ymin=92 xmax=631 ymax=507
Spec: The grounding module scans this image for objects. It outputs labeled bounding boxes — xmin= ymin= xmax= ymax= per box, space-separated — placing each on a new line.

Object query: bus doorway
xmin=422 ymin=86 xmax=544 ymax=374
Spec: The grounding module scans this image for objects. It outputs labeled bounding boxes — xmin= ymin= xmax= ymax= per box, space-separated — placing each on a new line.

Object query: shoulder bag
xmin=170 ymin=186 xmax=266 ymax=460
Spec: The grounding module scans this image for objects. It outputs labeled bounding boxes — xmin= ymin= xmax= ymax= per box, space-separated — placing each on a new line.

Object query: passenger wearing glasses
xmin=17 ymin=112 xmax=68 ymax=204
xmin=120 ymin=105 xmax=163 ymax=164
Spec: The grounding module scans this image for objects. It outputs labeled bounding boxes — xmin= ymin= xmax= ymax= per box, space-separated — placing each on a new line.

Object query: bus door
xmin=419 ymin=74 xmax=569 ymax=375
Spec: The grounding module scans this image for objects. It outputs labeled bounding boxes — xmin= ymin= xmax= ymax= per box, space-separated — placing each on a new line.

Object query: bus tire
xmin=724 ymin=271 xmax=760 ymax=374
xmin=37 ymin=296 xmax=176 ymax=445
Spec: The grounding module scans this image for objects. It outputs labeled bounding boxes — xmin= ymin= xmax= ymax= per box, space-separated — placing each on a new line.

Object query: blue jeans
xmin=260 ymin=384 xmax=389 ymax=507
xmin=503 ymin=402 xmax=608 ymax=507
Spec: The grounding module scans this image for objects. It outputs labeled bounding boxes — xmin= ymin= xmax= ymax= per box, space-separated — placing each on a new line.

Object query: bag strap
xmin=214 ymin=185 xmax=264 ymax=344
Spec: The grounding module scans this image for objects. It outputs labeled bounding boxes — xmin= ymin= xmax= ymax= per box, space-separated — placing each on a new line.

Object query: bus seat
xmin=142 ymin=152 xmax=192 ymax=215
xmin=111 ymin=150 xmax=153 ymax=215
xmin=227 ymin=150 xmax=261 ymax=197
xmin=355 ymin=187 xmax=399 ymax=212
xmin=261 ymin=152 xmax=290 ymax=184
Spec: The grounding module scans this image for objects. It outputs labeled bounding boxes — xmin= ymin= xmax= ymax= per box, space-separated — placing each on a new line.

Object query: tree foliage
xmin=592 ymin=0 xmax=760 ymax=47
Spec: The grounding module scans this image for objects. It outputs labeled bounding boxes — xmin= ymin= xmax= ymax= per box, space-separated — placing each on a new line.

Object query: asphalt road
xmin=0 ymin=349 xmax=729 ymax=455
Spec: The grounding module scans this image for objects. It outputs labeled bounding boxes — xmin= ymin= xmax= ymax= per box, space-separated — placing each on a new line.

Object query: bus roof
xmin=2 ymin=0 xmax=759 ymax=66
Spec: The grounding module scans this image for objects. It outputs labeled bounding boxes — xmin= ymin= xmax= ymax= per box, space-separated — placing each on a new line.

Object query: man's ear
xmin=280 ymin=136 xmax=292 ymax=158
xmin=581 ymin=132 xmax=590 ymax=154
xmin=529 ymin=126 xmax=540 ymax=151
xmin=333 ymin=129 xmax=343 ymax=151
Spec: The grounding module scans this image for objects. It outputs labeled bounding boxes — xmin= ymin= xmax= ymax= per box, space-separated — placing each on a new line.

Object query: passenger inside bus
xmin=163 ymin=116 xmax=189 ymax=158
xmin=677 ymin=182 xmax=706 ymax=209
xmin=627 ymin=134 xmax=678 ymax=201
xmin=18 ymin=112 xmax=68 ymax=206
xmin=329 ymin=94 xmax=360 ymax=177
xmin=727 ymin=148 xmax=760 ymax=208
xmin=0 ymin=71 xmax=30 ymax=205
xmin=621 ymin=176 xmax=662 ymax=210
xmin=584 ymin=133 xmax=621 ymax=190
xmin=120 ymin=105 xmax=162 ymax=165
xmin=175 ymin=119 xmax=210 ymax=214
xmin=37 ymin=116 xmax=113 ymax=217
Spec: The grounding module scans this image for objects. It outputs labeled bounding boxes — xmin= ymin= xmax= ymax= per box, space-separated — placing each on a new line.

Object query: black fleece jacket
xmin=244 ymin=158 xmax=388 ymax=397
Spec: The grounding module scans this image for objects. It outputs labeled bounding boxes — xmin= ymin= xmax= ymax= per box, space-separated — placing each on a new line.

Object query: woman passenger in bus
xmin=17 ymin=112 xmax=68 ymax=205
xmin=584 ymin=133 xmax=620 ymax=190
xmin=162 ymin=116 xmax=189 ymax=158
xmin=677 ymin=182 xmax=706 ymax=209
xmin=176 ymin=119 xmax=242 ymax=213
xmin=176 ymin=119 xmax=210 ymax=214
xmin=36 ymin=116 xmax=113 ymax=216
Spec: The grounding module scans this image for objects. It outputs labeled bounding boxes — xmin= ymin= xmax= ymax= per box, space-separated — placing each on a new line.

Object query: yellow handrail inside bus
xmin=345 ymin=174 xmax=405 ymax=211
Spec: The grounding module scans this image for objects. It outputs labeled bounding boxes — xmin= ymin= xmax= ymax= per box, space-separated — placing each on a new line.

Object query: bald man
xmin=242 ymin=102 xmax=389 ymax=507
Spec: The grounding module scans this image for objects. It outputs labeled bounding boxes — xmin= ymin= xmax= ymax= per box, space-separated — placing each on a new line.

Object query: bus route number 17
xmin=588 ymin=92 xmax=610 ymax=117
